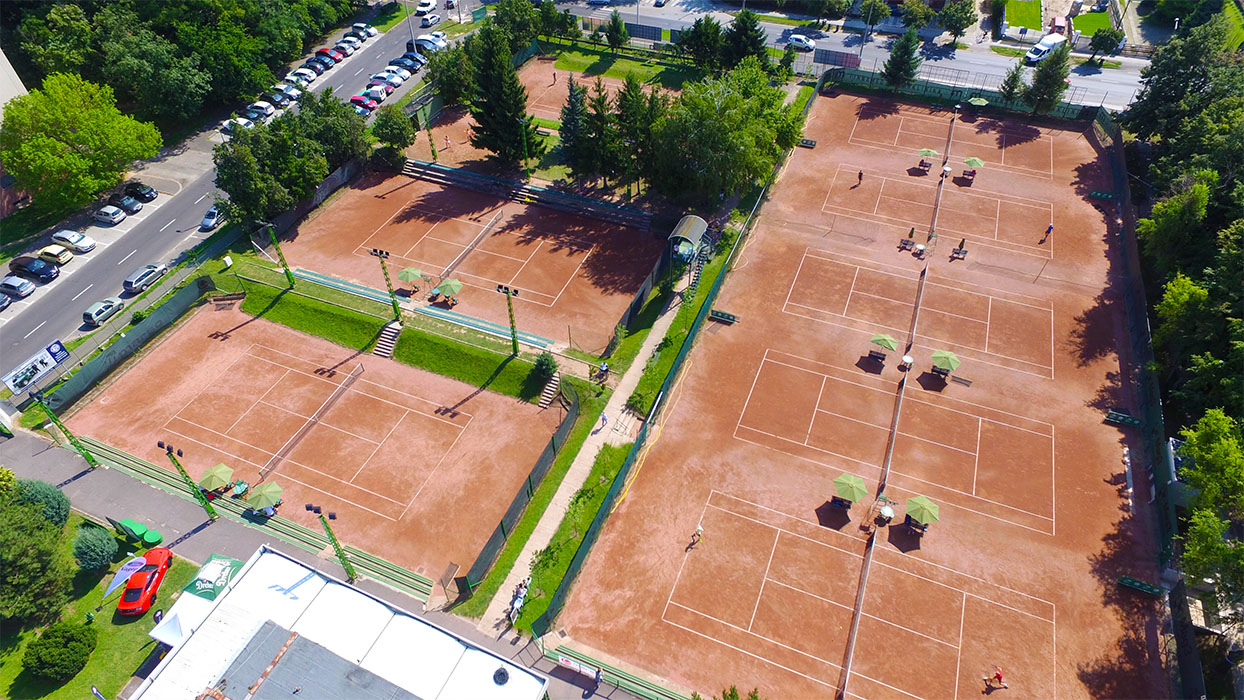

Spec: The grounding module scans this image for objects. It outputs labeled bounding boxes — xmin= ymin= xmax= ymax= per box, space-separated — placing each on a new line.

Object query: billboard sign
xmin=3 ymin=340 xmax=69 ymax=395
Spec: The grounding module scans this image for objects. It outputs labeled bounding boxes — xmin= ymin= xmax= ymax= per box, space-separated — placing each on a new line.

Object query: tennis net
xmin=259 ymin=362 xmax=364 ymax=479
xmin=441 ymin=208 xmax=503 ymax=280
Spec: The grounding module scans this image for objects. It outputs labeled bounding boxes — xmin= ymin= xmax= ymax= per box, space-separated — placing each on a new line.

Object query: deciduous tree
xmin=938 ymin=0 xmax=979 ymax=45
xmin=0 ymin=503 xmax=73 ymax=624
xmin=1136 ymin=169 xmax=1214 ymax=277
xmin=901 ymin=0 xmax=937 ymax=29
xmin=298 ymin=88 xmax=369 ymax=169
xmin=882 ymin=27 xmax=923 ymax=89
xmin=1088 ymin=27 xmax=1126 ymax=62
xmin=859 ymin=0 xmax=893 ymax=39
xmin=493 ymin=0 xmax=541 ymax=52
xmin=428 ymin=42 xmax=476 ymax=107
xmin=100 ymin=21 xmax=211 ymax=123
xmin=372 ymin=105 xmax=418 ymax=154
xmin=18 ymin=4 xmax=94 ymax=77
xmin=1022 ymin=41 xmax=1070 ymax=113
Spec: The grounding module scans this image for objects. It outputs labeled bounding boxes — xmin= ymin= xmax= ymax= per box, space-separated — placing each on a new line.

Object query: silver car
xmin=94 ymin=205 xmax=127 ymax=225
xmin=201 ymin=205 xmax=226 ymax=231
xmin=83 ymin=296 xmax=124 ymax=327
xmin=123 ymin=263 xmax=169 ymax=293
xmin=0 ymin=275 xmax=35 ymax=298
xmin=51 ymin=229 xmax=98 ymax=253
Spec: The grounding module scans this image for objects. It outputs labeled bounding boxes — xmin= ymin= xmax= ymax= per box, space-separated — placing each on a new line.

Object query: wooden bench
xmin=1118 ymin=576 xmax=1162 ymax=596
xmin=904 ymin=514 xmax=928 ymax=536
xmin=798 ymin=138 xmax=817 ymax=149
xmin=867 ymin=349 xmax=886 ymax=362
xmin=536 ymin=128 xmax=552 ymax=137
xmin=1089 ymin=190 xmax=1115 ymax=200
xmin=709 ymin=310 xmax=738 ymax=324
xmin=950 ymin=247 xmax=968 ymax=260
xmin=963 ymin=169 xmax=976 ymax=180
xmin=830 ymin=496 xmax=852 ymax=509
xmin=918 ymin=159 xmax=932 ymax=171
xmin=931 ymin=366 xmax=950 ymax=378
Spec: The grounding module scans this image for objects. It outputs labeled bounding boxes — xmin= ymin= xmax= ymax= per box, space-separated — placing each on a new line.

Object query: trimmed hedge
xmin=24 ymin=622 xmax=98 ymax=682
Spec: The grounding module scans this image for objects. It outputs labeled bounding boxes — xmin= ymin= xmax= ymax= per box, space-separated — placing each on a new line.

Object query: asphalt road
xmin=0 ymin=7 xmax=448 ymax=370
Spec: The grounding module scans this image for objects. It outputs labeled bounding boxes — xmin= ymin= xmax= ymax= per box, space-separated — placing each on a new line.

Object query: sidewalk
xmin=0 ymin=432 xmax=635 ymax=700
xmin=477 ymin=277 xmax=688 ymax=640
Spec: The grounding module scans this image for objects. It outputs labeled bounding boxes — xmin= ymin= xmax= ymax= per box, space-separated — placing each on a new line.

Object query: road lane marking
xmin=118 ymin=249 xmax=137 ymax=265
xmin=195 ymin=193 xmax=208 ymax=204
xmin=160 ymin=220 xmax=175 ymax=232
xmin=23 ymin=320 xmax=47 ymax=339
xmin=72 ymin=284 xmax=94 ymax=301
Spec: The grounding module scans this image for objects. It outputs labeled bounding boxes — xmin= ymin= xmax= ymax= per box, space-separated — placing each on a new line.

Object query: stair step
xmin=373 ymin=322 xmax=401 ymax=358
xmin=538 ymin=373 xmax=561 ymax=408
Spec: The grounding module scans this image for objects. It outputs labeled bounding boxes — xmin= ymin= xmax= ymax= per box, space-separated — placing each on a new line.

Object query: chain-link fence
xmin=823 ymin=66 xmax=1089 ymax=118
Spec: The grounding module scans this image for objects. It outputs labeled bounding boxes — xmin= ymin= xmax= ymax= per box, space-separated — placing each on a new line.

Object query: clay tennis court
xmin=550 ymin=93 xmax=1164 ymax=698
xmin=67 ymin=306 xmax=561 ymax=579
xmin=281 ymin=171 xmax=662 ymax=352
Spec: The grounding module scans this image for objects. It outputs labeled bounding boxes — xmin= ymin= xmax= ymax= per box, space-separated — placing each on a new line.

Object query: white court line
xmin=543 ymin=242 xmax=595 ymax=309
xmin=271 ymin=470 xmax=400 ymax=520
xmin=842 ymin=266 xmax=860 ymax=316
xmin=71 ymin=284 xmax=93 ymax=301
xmin=985 ymin=297 xmax=993 ymax=353
xmin=255 ymin=399 xmax=382 ymax=446
xmin=747 ymin=531 xmax=780 ymax=632
xmin=954 ymin=592 xmax=966 ymax=698
xmin=221 ymin=368 xmax=291 ymax=434
xmin=350 ymin=410 xmax=408 ymax=481
xmin=807 ymin=376 xmax=827 ymax=441
xmin=401 ymin=414 xmax=470 ymax=518
xmin=971 ymin=417 xmax=982 ymax=494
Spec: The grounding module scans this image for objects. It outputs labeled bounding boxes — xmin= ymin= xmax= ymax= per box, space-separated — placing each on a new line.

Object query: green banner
xmin=472 ymin=6 xmax=486 ymax=22
xmin=185 ymin=553 xmax=245 ymax=601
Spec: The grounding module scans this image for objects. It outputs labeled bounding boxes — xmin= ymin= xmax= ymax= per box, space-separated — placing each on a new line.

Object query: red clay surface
xmin=280 ymin=171 xmax=663 ymax=353
xmin=67 ymin=306 xmax=562 ymax=579
xmin=554 ymin=94 xmax=1165 ymax=698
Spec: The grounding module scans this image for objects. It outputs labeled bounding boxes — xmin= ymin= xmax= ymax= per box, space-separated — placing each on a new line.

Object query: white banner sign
xmin=104 ymin=557 xmax=147 ymax=599
xmin=3 ymin=341 xmax=69 ymax=395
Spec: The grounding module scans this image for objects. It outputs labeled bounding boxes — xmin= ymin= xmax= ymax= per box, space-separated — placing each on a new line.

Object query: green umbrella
xmin=967 ymin=96 xmax=989 ymax=106
xmin=964 ymin=156 xmax=985 ymax=168
xmin=247 ymin=481 xmax=283 ymax=509
xmin=200 ymin=463 xmax=234 ymax=490
xmin=918 ymin=148 xmax=939 ymax=157
xmin=435 ymin=278 xmax=463 ymax=296
xmin=870 ymin=333 xmax=899 ymax=351
xmin=398 ymin=267 xmax=424 ymax=284
xmin=833 ymin=473 xmax=868 ymax=502
xmin=907 ymin=495 xmax=940 ymax=524
xmin=931 ymin=349 xmax=961 ymax=372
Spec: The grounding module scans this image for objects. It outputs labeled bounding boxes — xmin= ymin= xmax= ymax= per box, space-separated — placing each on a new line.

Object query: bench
xmin=830 ymin=496 xmax=852 ymax=509
xmin=904 ymin=514 xmax=928 ymax=536
xmin=898 ymin=238 xmax=915 ymax=251
xmin=867 ymin=349 xmax=886 ymax=362
xmin=918 ymin=159 xmax=932 ymax=171
xmin=1118 ymin=576 xmax=1162 ymax=596
xmin=963 ymin=169 xmax=976 ymax=180
xmin=931 ymin=366 xmax=950 ymax=378
xmin=1105 ymin=410 xmax=1141 ymax=427
xmin=950 ymin=247 xmax=968 ymax=260
xmin=798 ymin=138 xmax=817 ymax=149
xmin=1089 ymin=190 xmax=1115 ymax=200
xmin=536 ymin=128 xmax=552 ymax=137
xmin=709 ymin=310 xmax=738 ymax=324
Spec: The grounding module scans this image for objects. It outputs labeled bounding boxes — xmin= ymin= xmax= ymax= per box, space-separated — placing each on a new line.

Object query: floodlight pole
xmin=370 ymin=249 xmax=403 ymax=324
xmin=261 ymin=222 xmax=296 ymax=288
xmin=422 ymin=104 xmax=439 ymax=162
xmin=307 ymin=504 xmax=357 ymax=582
xmin=33 ymin=394 xmax=99 ymax=469
xmin=516 ymin=117 xmax=532 ymax=180
xmin=160 ymin=442 xmax=218 ymax=520
xmin=498 ymin=286 xmax=521 ymax=355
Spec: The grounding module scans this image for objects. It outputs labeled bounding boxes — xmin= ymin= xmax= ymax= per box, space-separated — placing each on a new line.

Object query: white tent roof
xmin=437 ymin=648 xmax=548 ymax=700
xmin=359 ymin=613 xmax=465 ymax=698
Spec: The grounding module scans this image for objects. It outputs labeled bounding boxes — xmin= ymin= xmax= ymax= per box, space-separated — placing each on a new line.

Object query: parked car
xmin=381 ymin=65 xmax=412 ymax=80
xmin=345 ymin=28 xmax=370 ymax=42
xmin=789 ymin=34 xmax=815 ymax=51
xmin=338 ymin=36 xmax=362 ymax=50
xmin=51 ymin=229 xmax=97 ymax=253
xmin=371 ymin=72 xmax=404 ymax=87
xmin=332 ymin=42 xmax=356 ymax=56
xmin=9 ymin=256 xmax=60 ymax=283
xmin=300 ymin=60 xmax=328 ymax=75
xmin=428 ymin=31 xmax=447 ymax=42
xmin=654 ymin=0 xmax=666 ymax=5
xmin=94 ymin=205 xmax=127 ymax=225
xmin=1025 ymin=32 xmax=1067 ymax=62
xmin=353 ymin=22 xmax=378 ymax=37
xmin=353 ymin=105 xmax=372 ymax=116
xmin=411 ymin=36 xmax=445 ymax=53
xmin=124 ymin=182 xmax=158 ymax=202
xmin=316 ymin=47 xmax=344 ymax=63
xmin=289 ymin=68 xmax=318 ymax=83
xmin=416 ymin=0 xmax=436 ymax=15
xmin=250 ymin=100 xmax=275 ymax=117
xmin=38 ymin=245 xmax=74 ymax=265
xmin=201 ymin=205 xmax=226 ymax=231
xmin=365 ymin=81 xmax=395 ymax=95
xmin=221 ymin=117 xmax=255 ymax=136
xmin=123 ymin=263 xmax=169 ymax=293
xmin=587 ymin=0 xmax=610 ymax=6
xmin=267 ymin=91 xmax=291 ymax=108
xmin=308 ymin=56 xmax=336 ymax=71
xmin=402 ymin=52 xmax=429 ymax=68
xmin=116 ymin=547 xmax=172 ymax=616
xmin=108 ymin=193 xmax=144 ymax=214
xmin=350 ymin=95 xmax=379 ymax=111
xmin=421 ymin=13 xmax=442 ymax=26
xmin=83 ymin=296 xmax=124 ymax=327
xmin=0 ymin=276 xmax=35 ymax=299
xmin=0 ymin=293 xmax=10 ymax=311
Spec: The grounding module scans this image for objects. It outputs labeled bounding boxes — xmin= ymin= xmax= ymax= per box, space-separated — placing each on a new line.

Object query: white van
xmin=1025 ymin=33 xmax=1067 ymax=63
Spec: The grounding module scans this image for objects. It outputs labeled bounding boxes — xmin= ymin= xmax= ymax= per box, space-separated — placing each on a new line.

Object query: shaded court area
xmin=549 ymin=92 xmax=1165 ymax=699
xmin=67 ymin=306 xmax=561 ymax=579
xmin=281 ymin=171 xmax=663 ymax=352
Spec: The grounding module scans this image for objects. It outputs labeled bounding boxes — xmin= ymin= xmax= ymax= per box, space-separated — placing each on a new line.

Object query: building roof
xmin=133 ymin=546 xmax=547 ymax=700
xmin=0 ymin=48 xmax=28 ymax=125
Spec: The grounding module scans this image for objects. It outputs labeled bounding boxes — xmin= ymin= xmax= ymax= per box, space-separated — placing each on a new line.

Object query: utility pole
xmin=261 ymin=222 xmax=296 ymax=288
xmin=33 ymin=393 xmax=99 ymax=469
xmin=516 ymin=117 xmax=532 ymax=180
xmin=370 ymin=249 xmax=404 ymax=324
xmin=306 ymin=504 xmax=357 ymax=582
xmin=158 ymin=441 xmax=218 ymax=521
xmin=497 ymin=285 xmax=521 ymax=355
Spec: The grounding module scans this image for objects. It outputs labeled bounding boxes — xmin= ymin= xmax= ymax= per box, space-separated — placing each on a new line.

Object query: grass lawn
xmin=373 ymin=1 xmax=413 ymax=32
xmin=515 ymin=442 xmax=633 ymax=631
xmin=531 ymin=116 xmax=561 ymax=130
xmin=550 ymin=45 xmax=703 ymax=90
xmin=0 ymin=515 xmax=199 ymax=700
xmin=1072 ymin=10 xmax=1112 ymax=34
xmin=239 ymin=281 xmax=388 ymax=352
xmin=392 ymin=326 xmax=545 ymax=402
xmin=1007 ymin=0 xmax=1043 ymax=29
xmin=528 ymin=134 xmax=572 ymax=183
xmin=990 ymin=45 xmax=1028 ymax=57
xmin=1072 ymin=55 xmax=1121 ymax=68
xmin=437 ymin=19 xmax=478 ymax=38
xmin=754 ymin=12 xmax=819 ymax=27
xmin=793 ymin=83 xmax=815 ymax=112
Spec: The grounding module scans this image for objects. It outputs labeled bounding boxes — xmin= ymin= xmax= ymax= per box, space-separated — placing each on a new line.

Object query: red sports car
xmin=116 ymin=547 xmax=172 ymax=616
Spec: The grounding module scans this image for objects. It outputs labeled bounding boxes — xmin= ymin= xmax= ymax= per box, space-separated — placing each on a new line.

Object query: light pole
xmin=516 ymin=117 xmax=532 ymax=180
xmin=405 ymin=0 xmax=418 ymax=45
xmin=496 ymin=285 xmax=521 ymax=355
xmin=369 ymin=249 xmax=403 ymax=324
xmin=158 ymin=441 xmax=218 ymax=521
xmin=259 ymin=221 xmax=295 ymax=288
xmin=306 ymin=503 xmax=357 ymax=582
xmin=32 ymin=392 xmax=99 ymax=469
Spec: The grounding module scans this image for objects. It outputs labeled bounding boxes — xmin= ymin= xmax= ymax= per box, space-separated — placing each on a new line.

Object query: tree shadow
xmin=918 ymin=42 xmax=958 ymax=61
xmin=856 ymin=97 xmax=901 ymax=119
xmin=971 ymin=117 xmax=1043 ymax=147
xmin=1067 ymin=290 xmax=1120 ymax=368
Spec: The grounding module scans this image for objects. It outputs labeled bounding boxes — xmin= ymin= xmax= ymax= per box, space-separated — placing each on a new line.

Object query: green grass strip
xmin=453 ymin=378 xmax=609 ymax=617
xmin=1072 ymin=10 xmax=1113 ymax=34
xmin=515 ymin=441 xmax=632 ymax=630
xmin=550 ymin=44 xmax=704 ymax=90
xmin=1007 ymin=0 xmax=1043 ymax=29
xmin=794 ymin=83 xmax=816 ymax=112
xmin=392 ymin=326 xmax=545 ymax=402
xmin=990 ymin=45 xmax=1028 ymax=58
xmin=240 ymin=282 xmax=387 ymax=352
xmin=373 ymin=2 xmax=414 ymax=32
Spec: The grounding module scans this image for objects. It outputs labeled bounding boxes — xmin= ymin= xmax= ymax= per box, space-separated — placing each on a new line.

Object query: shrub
xmin=534 ymin=352 xmax=558 ymax=381
xmin=0 ymin=466 xmax=17 ymax=506
xmin=130 ymin=308 xmax=150 ymax=325
xmin=24 ymin=622 xmax=98 ymax=682
xmin=17 ymin=479 xmax=70 ymax=527
xmin=73 ymin=525 xmax=118 ymax=571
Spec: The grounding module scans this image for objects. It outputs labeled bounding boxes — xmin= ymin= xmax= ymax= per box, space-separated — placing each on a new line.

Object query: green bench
xmin=536 ymin=128 xmax=552 ymax=137
xmin=1089 ymin=190 xmax=1115 ymax=200
xmin=1118 ymin=576 xmax=1162 ymax=596
xmin=709 ymin=310 xmax=738 ymax=324
xmin=798 ymin=138 xmax=817 ymax=149
xmin=1105 ymin=410 xmax=1141 ymax=427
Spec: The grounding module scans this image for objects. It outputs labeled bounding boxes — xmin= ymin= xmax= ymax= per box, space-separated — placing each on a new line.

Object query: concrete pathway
xmin=0 ymin=432 xmax=637 ymax=700
xmin=477 ymin=278 xmax=689 ymax=640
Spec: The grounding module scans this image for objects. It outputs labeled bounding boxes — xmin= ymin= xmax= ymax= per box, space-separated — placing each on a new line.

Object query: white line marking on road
xmin=354 ymin=67 xmax=364 ymax=75
xmin=195 ymin=193 xmax=208 ymax=204
xmin=23 ymin=321 xmax=47 ymax=339
xmin=71 ymin=284 xmax=94 ymax=301
xmin=160 ymin=220 xmax=175 ymax=232
xmin=118 ymin=249 xmax=137 ymax=265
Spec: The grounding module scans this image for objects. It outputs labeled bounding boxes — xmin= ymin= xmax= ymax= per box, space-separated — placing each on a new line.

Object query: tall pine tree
xmin=584 ymin=77 xmax=622 ymax=182
xmin=559 ymin=76 xmax=591 ymax=176
xmin=998 ymin=61 xmax=1027 ymax=102
xmin=1022 ymin=42 xmax=1071 ymax=114
xmin=469 ymin=25 xmax=543 ymax=165
xmin=881 ymin=28 xmax=922 ymax=90
xmin=723 ymin=10 xmax=769 ymax=69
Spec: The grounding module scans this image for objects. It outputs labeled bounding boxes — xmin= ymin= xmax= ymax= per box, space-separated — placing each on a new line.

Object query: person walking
xmin=857 ymin=170 xmax=864 ymax=184
xmin=444 ymin=135 xmax=452 ymax=151
xmin=1041 ymin=223 xmax=1053 ymax=243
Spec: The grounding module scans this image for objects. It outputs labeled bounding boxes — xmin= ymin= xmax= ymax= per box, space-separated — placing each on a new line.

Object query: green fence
xmin=462 ymin=380 xmax=580 ymax=593
xmin=824 ymin=67 xmax=1089 ymax=120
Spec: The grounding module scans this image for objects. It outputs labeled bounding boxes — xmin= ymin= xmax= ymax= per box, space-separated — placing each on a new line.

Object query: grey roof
xmin=222 ymin=621 xmax=421 ymax=700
